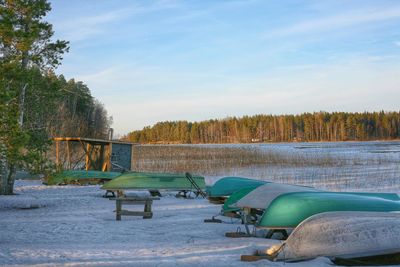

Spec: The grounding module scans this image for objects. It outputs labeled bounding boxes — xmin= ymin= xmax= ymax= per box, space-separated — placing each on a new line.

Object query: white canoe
xmin=265 ymin=211 xmax=400 ymax=261
xmin=234 ymin=182 xmax=318 ymax=210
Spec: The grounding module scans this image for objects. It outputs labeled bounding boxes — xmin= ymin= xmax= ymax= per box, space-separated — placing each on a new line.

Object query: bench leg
xmin=116 ymin=200 xmax=122 ymax=221
xmin=143 ymin=200 xmax=153 ymax=219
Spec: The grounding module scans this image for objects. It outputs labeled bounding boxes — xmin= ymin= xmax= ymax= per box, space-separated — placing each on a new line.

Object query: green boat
xmin=235 ymin=183 xmax=399 ymax=210
xmin=222 ymin=186 xmax=261 ymax=214
xmin=344 ymin=192 xmax=400 ymax=201
xmin=101 ymin=171 xmax=206 ymax=191
xmin=46 ymin=170 xmax=121 ymax=185
xmin=257 ymin=192 xmax=400 ymax=229
xmin=207 ymin=177 xmax=268 ymax=199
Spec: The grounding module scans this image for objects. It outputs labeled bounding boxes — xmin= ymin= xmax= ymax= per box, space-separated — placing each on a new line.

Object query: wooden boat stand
xmin=109 ymin=197 xmax=160 ymax=220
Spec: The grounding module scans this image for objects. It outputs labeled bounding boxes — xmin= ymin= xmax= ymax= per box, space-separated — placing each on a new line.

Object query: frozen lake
xmin=132 ymin=141 xmax=400 ymax=192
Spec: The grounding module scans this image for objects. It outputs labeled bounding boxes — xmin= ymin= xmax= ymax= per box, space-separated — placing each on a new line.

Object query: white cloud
xmin=53 ymin=1 xmax=180 ymax=42
xmin=268 ymin=7 xmax=400 ymax=37
xmin=395 ymin=41 xmax=400 ymax=47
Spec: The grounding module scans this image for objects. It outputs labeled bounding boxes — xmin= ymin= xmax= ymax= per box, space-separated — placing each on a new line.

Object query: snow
xmin=0 ymin=180 xmax=333 ymax=267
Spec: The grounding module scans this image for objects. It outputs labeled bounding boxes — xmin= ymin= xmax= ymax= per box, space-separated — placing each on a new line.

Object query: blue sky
xmin=47 ymin=0 xmax=400 ymax=135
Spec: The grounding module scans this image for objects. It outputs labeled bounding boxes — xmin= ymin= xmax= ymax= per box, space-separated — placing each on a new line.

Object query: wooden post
xmin=99 ymin=144 xmax=104 ymax=171
xmin=116 ymin=199 xmax=121 ymax=221
xmin=144 ymin=200 xmax=153 ymax=219
xmin=107 ymin=143 xmax=112 ymax=171
xmin=101 ymin=143 xmax=109 ymax=171
xmin=55 ymin=140 xmax=60 ymax=170
xmin=85 ymin=143 xmax=90 ymax=171
xmin=66 ymin=141 xmax=71 ymax=169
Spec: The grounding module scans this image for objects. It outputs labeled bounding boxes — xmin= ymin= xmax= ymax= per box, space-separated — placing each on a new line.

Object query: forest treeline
xmin=126 ymin=112 xmax=400 ymax=144
xmin=21 ymin=69 xmax=112 ymax=139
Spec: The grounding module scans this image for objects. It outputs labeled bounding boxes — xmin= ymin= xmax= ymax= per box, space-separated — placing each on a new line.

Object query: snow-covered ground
xmin=0 ymin=180 xmax=334 ymax=267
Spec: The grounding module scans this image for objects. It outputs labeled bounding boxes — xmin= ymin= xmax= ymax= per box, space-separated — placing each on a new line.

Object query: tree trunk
xmin=0 ymin=142 xmax=14 ymax=195
xmin=18 ymin=83 xmax=28 ymax=127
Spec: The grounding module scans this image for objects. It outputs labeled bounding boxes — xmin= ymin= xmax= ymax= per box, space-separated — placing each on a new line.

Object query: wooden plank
xmin=120 ymin=200 xmax=152 ymax=205
xmin=53 ymin=137 xmax=136 ymax=145
xmin=120 ymin=210 xmax=152 ymax=217
xmin=109 ymin=197 xmax=160 ymax=201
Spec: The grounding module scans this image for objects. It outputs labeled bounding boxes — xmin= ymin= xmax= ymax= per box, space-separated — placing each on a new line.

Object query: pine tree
xmin=0 ymin=0 xmax=69 ymax=194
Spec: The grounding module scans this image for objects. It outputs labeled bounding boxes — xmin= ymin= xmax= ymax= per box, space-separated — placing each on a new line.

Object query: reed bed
xmin=131 ymin=144 xmax=400 ymax=192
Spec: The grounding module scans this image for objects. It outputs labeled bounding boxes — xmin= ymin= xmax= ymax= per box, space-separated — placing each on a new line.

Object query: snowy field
xmin=2 ymin=180 xmax=332 ymax=267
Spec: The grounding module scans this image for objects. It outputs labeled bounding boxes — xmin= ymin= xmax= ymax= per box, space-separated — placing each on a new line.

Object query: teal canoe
xmin=343 ymin=192 xmax=400 ymax=201
xmin=222 ymin=186 xmax=261 ymax=214
xmin=101 ymin=171 xmax=206 ymax=190
xmin=257 ymin=192 xmax=400 ymax=229
xmin=235 ymin=182 xmax=399 ymax=210
xmin=207 ymin=177 xmax=268 ymax=198
xmin=47 ymin=170 xmax=121 ymax=185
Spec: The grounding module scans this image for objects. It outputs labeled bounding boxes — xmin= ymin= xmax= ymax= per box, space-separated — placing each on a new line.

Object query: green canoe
xmin=207 ymin=177 xmax=268 ymax=198
xmin=257 ymin=192 xmax=400 ymax=229
xmin=47 ymin=170 xmax=121 ymax=185
xmin=101 ymin=171 xmax=206 ymax=190
xmin=343 ymin=192 xmax=400 ymax=201
xmin=222 ymin=186 xmax=261 ymax=214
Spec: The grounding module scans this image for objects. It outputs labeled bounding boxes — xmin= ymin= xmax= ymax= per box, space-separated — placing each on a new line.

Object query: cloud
xmin=53 ymin=1 xmax=180 ymax=42
xmin=395 ymin=41 xmax=400 ymax=47
xmin=268 ymin=7 xmax=400 ymax=37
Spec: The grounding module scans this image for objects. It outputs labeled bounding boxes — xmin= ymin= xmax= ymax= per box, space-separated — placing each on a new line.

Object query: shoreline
xmin=138 ymin=139 xmax=400 ymax=146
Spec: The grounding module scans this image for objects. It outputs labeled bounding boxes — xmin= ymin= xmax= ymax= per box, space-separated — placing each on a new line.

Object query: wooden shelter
xmin=53 ymin=137 xmax=135 ymax=172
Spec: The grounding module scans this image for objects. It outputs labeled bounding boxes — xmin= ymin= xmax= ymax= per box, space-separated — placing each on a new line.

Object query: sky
xmin=47 ymin=0 xmax=400 ymax=135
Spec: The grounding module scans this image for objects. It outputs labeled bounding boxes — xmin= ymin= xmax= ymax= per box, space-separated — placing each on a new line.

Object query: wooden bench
xmin=109 ymin=197 xmax=160 ymax=220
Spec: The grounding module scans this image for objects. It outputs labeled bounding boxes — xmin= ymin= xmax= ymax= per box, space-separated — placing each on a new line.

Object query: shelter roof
xmin=52 ymin=137 xmax=136 ymax=146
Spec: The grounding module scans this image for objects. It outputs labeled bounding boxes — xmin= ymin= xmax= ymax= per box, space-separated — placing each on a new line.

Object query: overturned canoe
xmin=265 ymin=211 xmax=400 ymax=263
xmin=101 ymin=171 xmax=206 ymax=190
xmin=234 ymin=183 xmax=319 ymax=210
xmin=222 ymin=186 xmax=260 ymax=214
xmin=47 ymin=170 xmax=121 ymax=185
xmin=258 ymin=192 xmax=400 ymax=229
xmin=234 ymin=183 xmax=399 ymax=210
xmin=207 ymin=177 xmax=268 ymax=198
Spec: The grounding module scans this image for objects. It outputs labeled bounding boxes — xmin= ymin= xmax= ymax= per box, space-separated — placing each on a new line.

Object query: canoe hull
xmin=268 ymin=211 xmax=400 ymax=263
xmin=235 ymin=183 xmax=319 ymax=210
xmin=258 ymin=192 xmax=400 ymax=229
xmin=207 ymin=177 xmax=268 ymax=198
xmin=101 ymin=171 xmax=206 ymax=190
xmin=222 ymin=186 xmax=260 ymax=214
xmin=47 ymin=170 xmax=121 ymax=185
